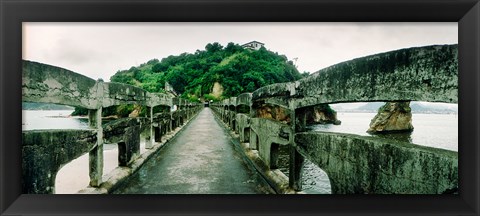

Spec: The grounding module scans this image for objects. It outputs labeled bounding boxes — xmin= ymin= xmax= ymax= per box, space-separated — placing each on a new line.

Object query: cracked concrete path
xmin=113 ymin=108 xmax=273 ymax=194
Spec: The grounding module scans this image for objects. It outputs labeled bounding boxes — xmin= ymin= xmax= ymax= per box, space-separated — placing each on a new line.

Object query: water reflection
xmin=277 ymin=145 xmax=332 ymax=194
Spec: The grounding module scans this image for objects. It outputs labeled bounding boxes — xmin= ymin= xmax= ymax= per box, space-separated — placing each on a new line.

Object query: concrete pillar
xmin=249 ymin=131 xmax=258 ymax=150
xmin=88 ymin=107 xmax=103 ymax=187
xmin=289 ymin=145 xmax=305 ymax=191
xmin=249 ymin=104 xmax=256 ymax=150
xmin=289 ymin=106 xmax=307 ymax=191
xmin=146 ymin=106 xmax=153 ymax=149
xmin=270 ymin=144 xmax=280 ymax=169
xmin=154 ymin=125 xmax=161 ymax=142
xmin=118 ymin=124 xmax=141 ymax=166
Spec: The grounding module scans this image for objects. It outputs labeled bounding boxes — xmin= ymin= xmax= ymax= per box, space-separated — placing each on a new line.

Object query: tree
xmin=205 ymin=42 xmax=223 ymax=53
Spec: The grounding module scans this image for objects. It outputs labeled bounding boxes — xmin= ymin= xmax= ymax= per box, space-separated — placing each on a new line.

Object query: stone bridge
xmin=22 ymin=44 xmax=458 ymax=194
xmin=211 ymin=44 xmax=458 ymax=194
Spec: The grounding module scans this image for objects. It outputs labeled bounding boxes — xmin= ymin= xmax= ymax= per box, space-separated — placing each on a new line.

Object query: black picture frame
xmin=1 ymin=0 xmax=479 ymax=215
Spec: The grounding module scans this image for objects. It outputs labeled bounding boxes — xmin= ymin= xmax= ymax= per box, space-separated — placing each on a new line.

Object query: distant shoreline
xmin=22 ymin=110 xmax=121 ymax=120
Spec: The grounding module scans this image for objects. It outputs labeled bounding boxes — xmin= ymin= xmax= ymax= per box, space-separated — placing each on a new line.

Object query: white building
xmin=241 ymin=41 xmax=265 ymax=50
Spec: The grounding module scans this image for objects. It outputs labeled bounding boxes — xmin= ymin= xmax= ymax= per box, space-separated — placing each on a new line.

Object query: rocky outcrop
xmin=211 ymin=82 xmax=224 ymax=98
xmin=305 ymin=104 xmax=341 ymax=125
xmin=256 ymin=104 xmax=291 ymax=124
xmin=255 ymin=104 xmax=341 ymax=125
xmin=128 ymin=105 xmax=142 ymax=118
xmin=367 ymin=102 xmax=413 ymax=133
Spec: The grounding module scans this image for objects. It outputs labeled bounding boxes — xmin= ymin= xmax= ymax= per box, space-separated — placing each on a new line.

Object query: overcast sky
xmin=23 ymin=22 xmax=457 ymax=83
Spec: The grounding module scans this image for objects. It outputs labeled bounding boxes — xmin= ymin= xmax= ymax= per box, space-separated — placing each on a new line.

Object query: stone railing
xmin=22 ymin=60 xmax=202 ymax=193
xmin=211 ymin=44 xmax=458 ymax=194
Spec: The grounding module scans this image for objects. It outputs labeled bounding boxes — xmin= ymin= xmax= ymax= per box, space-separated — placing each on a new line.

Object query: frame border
xmin=1 ymin=0 xmax=479 ymax=215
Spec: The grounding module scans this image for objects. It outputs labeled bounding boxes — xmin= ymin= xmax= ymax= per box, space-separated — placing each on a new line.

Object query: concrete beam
xmin=295 ymin=45 xmax=458 ymax=108
xmin=22 ymin=60 xmax=98 ymax=109
xmin=236 ymin=93 xmax=252 ymax=107
xmin=23 ymin=60 xmax=174 ymax=109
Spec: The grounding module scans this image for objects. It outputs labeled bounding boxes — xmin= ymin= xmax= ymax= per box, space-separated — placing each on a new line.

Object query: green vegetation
xmin=72 ymin=42 xmax=307 ymax=117
xmin=110 ymin=42 xmax=306 ymax=101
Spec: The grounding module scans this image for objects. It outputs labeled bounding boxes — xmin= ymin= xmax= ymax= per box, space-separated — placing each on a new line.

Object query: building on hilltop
xmin=241 ymin=41 xmax=265 ymax=50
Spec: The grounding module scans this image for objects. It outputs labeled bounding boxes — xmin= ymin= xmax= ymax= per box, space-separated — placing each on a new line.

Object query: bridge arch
xmin=227 ymin=44 xmax=458 ymax=194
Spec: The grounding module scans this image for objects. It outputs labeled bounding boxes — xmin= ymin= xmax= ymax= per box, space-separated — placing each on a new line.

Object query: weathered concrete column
xmin=289 ymin=106 xmax=306 ymax=191
xmin=169 ymin=112 xmax=173 ymax=131
xmin=249 ymin=131 xmax=258 ymax=150
xmin=118 ymin=124 xmax=141 ymax=166
xmin=154 ymin=123 xmax=162 ymax=142
xmin=249 ymin=104 xmax=257 ymax=150
xmin=88 ymin=107 xmax=103 ymax=187
xmin=146 ymin=106 xmax=154 ymax=149
xmin=289 ymin=146 xmax=305 ymax=191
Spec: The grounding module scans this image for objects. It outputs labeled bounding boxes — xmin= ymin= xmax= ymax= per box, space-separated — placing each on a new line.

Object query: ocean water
xmin=22 ymin=110 xmax=88 ymax=130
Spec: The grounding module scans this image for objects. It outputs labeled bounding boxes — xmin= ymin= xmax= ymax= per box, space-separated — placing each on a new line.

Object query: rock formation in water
xmin=305 ymin=104 xmax=341 ymax=125
xmin=367 ymin=101 xmax=414 ymax=133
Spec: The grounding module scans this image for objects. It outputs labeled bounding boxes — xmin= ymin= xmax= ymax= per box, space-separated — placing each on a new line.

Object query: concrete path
xmin=113 ymin=108 xmax=273 ymax=194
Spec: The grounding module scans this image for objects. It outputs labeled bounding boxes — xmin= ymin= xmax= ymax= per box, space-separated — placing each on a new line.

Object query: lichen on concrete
xmin=295 ymin=131 xmax=458 ymax=194
xmin=22 ymin=129 xmax=97 ymax=194
xmin=252 ymin=82 xmax=296 ymax=101
xmin=22 ymin=60 xmax=98 ymax=109
xmin=250 ymin=118 xmax=292 ymax=168
xmin=236 ymin=93 xmax=252 ymax=107
xmin=236 ymin=113 xmax=251 ymax=143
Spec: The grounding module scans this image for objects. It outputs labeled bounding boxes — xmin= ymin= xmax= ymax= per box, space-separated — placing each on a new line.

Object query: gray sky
xmin=23 ymin=22 xmax=457 ymax=82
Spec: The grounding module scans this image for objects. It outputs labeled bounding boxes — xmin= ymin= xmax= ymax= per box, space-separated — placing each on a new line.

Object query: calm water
xmin=23 ymin=110 xmax=458 ymax=194
xmin=310 ymin=112 xmax=458 ymax=152
xmin=22 ymin=110 xmax=88 ymax=130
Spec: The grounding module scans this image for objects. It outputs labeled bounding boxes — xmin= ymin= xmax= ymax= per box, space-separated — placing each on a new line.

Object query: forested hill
xmin=110 ymin=42 xmax=307 ymax=101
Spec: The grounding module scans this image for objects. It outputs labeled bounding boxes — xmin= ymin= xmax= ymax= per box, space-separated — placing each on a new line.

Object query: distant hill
xmin=110 ymin=42 xmax=307 ymax=102
xmin=71 ymin=42 xmax=307 ymax=117
xmin=23 ymin=102 xmax=74 ymax=110
xmin=334 ymin=102 xmax=457 ymax=114
xmin=409 ymin=103 xmax=458 ymax=114
xmin=355 ymin=102 xmax=384 ymax=112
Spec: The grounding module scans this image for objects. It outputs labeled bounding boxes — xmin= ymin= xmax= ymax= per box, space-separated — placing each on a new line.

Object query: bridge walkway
xmin=112 ymin=108 xmax=273 ymax=194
